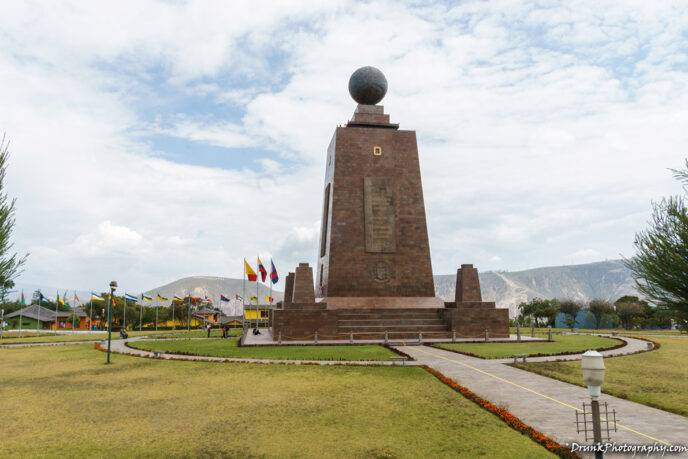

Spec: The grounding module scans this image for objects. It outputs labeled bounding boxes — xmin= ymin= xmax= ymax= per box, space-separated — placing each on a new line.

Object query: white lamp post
xmin=581 ymin=350 xmax=605 ymax=459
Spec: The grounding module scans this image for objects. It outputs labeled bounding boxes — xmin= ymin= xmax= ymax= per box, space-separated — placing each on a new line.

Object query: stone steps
xmin=338 ymin=312 xmax=442 ymax=320
xmin=338 ymin=318 xmax=446 ymax=326
xmin=335 ymin=308 xmax=450 ymax=340
xmin=338 ymin=331 xmax=453 ymax=340
xmin=339 ymin=324 xmax=449 ymax=332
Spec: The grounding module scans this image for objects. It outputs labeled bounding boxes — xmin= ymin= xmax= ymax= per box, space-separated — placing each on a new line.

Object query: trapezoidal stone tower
xmin=315 ymin=66 xmax=440 ymax=309
xmin=272 ymin=66 xmax=508 ymax=340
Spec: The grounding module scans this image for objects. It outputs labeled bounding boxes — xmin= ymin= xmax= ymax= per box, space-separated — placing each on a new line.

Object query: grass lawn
xmin=0 ymin=328 xmax=243 ymax=344
xmin=514 ymin=336 xmax=688 ymax=417
xmin=434 ymin=334 xmax=622 ymax=359
xmin=0 ymin=345 xmax=554 ymax=457
xmin=129 ymin=338 xmax=398 ymax=361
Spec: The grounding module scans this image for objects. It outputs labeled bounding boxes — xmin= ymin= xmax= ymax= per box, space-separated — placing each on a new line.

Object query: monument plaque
xmin=364 ymin=177 xmax=396 ymax=253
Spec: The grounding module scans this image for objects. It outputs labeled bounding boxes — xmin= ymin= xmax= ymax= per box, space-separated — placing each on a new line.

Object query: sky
xmin=1 ymin=0 xmax=687 ymax=293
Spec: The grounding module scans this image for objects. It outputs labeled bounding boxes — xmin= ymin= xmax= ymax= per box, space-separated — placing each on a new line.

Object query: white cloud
xmin=72 ymin=221 xmax=144 ymax=256
xmin=1 ymin=0 xmax=687 ymax=293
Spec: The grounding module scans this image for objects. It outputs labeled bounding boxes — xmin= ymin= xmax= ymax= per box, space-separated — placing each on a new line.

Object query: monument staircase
xmin=336 ymin=308 xmax=451 ymax=340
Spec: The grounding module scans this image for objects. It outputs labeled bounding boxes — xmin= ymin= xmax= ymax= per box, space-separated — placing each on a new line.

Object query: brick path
xmin=397 ymin=344 xmax=688 ymax=456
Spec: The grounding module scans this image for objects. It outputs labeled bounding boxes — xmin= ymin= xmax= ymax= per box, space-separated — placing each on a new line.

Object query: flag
xmin=244 ymin=259 xmax=257 ymax=282
xmin=125 ymin=293 xmax=138 ymax=302
xmin=257 ymin=257 xmax=268 ymax=282
xmin=74 ymin=292 xmax=81 ymax=305
xmin=220 ymin=294 xmax=230 ymax=302
xmin=157 ymin=294 xmax=168 ymax=301
xmin=235 ymin=294 xmax=243 ymax=301
xmin=57 ymin=290 xmax=65 ymax=305
xmin=250 ymin=295 xmax=258 ymax=303
xmin=204 ymin=295 xmax=212 ymax=303
xmin=141 ymin=294 xmax=153 ymax=302
xmin=173 ymin=295 xmax=182 ymax=301
xmin=91 ymin=292 xmax=104 ymax=301
xmin=20 ymin=290 xmax=26 ymax=305
xmin=265 ymin=295 xmax=273 ymax=304
xmin=270 ymin=259 xmax=279 ymax=284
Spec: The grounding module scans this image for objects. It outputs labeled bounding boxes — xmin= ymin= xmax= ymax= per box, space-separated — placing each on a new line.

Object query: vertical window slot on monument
xmin=373 ymin=146 xmax=382 ymax=156
xmin=320 ymin=183 xmax=331 ymax=257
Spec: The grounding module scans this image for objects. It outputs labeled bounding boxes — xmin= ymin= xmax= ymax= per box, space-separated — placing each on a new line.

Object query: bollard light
xmin=581 ymin=350 xmax=605 ymax=398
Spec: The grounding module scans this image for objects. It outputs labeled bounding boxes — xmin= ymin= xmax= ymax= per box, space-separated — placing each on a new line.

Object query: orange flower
xmin=422 ymin=366 xmax=580 ymax=458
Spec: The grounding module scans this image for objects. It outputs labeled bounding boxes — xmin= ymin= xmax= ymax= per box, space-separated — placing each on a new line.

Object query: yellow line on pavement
xmin=413 ymin=346 xmax=671 ymax=446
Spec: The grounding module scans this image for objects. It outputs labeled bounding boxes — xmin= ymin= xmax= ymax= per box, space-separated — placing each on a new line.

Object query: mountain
xmin=11 ymin=260 xmax=636 ymax=319
xmin=434 ymin=260 xmax=637 ymax=318
xmin=143 ymin=276 xmax=283 ymax=316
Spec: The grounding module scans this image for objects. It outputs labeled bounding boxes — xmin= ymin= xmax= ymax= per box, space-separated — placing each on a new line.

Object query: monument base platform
xmin=271 ymin=304 xmax=509 ymax=342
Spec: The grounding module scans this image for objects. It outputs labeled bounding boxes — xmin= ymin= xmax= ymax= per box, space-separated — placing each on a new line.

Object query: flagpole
xmin=256 ymin=256 xmax=259 ymax=329
xmin=37 ymin=291 xmax=41 ymax=332
xmin=19 ymin=290 xmax=23 ymax=337
xmin=72 ymin=291 xmax=76 ymax=332
xmin=187 ymin=292 xmax=191 ymax=333
xmin=122 ymin=292 xmax=126 ymax=331
xmin=246 ymin=258 xmax=250 ymax=328
xmin=89 ymin=294 xmax=93 ymax=332
xmin=172 ymin=297 xmax=175 ymax=330
xmin=139 ymin=296 xmax=143 ymax=332
xmin=155 ymin=298 xmax=158 ymax=332
xmin=54 ymin=290 xmax=59 ymax=331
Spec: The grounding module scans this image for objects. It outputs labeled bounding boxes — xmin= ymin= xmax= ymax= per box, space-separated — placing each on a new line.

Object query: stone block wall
xmin=445 ymin=307 xmax=509 ymax=338
xmin=272 ymin=309 xmax=338 ymax=340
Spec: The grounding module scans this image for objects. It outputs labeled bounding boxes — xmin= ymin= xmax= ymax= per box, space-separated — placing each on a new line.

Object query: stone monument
xmin=272 ymin=66 xmax=508 ymax=341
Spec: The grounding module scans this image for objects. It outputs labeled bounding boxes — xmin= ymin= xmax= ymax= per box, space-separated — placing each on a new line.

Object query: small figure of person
xmin=119 ymin=327 xmax=129 ymax=339
xmin=206 ymin=323 xmax=212 ymax=338
xmin=221 ymin=323 xmax=228 ymax=338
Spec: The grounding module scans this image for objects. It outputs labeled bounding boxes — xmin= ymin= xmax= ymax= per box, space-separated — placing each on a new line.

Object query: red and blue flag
xmin=257 ymin=257 xmax=268 ymax=282
xmin=270 ymin=259 xmax=279 ymax=284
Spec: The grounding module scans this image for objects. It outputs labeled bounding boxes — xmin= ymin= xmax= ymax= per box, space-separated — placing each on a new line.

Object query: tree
xmin=614 ymin=296 xmax=645 ymax=330
xmin=518 ymin=298 xmax=558 ymax=327
xmin=0 ymin=136 xmax=27 ymax=302
xmin=625 ymin=160 xmax=688 ymax=327
xmin=558 ymin=299 xmax=582 ymax=330
xmin=588 ymin=299 xmax=613 ymax=329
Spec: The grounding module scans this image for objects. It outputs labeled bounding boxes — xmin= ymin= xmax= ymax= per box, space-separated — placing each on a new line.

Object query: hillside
xmin=143 ymin=276 xmax=283 ymax=316
xmin=13 ymin=260 xmax=636 ymax=319
xmin=434 ymin=260 xmax=637 ymax=317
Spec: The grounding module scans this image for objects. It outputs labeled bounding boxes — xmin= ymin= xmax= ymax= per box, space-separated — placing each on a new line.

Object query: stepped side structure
xmin=272 ymin=66 xmax=508 ymax=341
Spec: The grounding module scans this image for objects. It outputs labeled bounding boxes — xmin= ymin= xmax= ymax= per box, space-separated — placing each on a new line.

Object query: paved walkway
xmin=107 ymin=337 xmax=418 ymax=366
xmin=490 ymin=334 xmax=651 ymax=363
xmin=398 ymin=344 xmax=688 ymax=455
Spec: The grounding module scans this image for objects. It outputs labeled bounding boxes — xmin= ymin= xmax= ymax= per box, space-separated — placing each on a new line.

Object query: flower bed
xmin=423 ymin=365 xmax=579 ymax=458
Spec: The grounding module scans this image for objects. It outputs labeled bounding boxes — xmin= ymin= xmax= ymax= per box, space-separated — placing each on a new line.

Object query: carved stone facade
xmin=315 ymin=104 xmax=435 ymax=300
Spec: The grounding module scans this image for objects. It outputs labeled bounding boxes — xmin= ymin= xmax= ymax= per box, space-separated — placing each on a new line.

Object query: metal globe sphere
xmin=348 ymin=66 xmax=388 ymax=105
